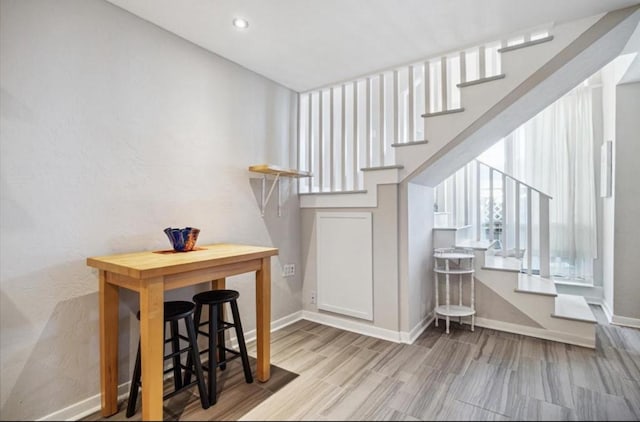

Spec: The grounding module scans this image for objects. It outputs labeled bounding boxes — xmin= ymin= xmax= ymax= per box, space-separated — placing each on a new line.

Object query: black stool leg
xmin=185 ymin=314 xmax=210 ymax=409
xmin=230 ymin=299 xmax=253 ymax=384
xmin=218 ymin=303 xmax=226 ymax=370
xmin=183 ymin=302 xmax=202 ymax=386
xmin=126 ymin=342 xmax=142 ymax=418
xmin=208 ymin=303 xmax=219 ymax=405
xmin=169 ymin=320 xmax=183 ymax=390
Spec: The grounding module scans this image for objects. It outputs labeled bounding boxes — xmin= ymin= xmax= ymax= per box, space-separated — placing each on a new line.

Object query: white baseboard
xmin=301 ymin=310 xmax=401 ymax=343
xmin=37 ymin=310 xmax=305 ymax=421
xmin=611 ymin=314 xmax=640 ymax=329
xmin=400 ymin=312 xmax=434 ymax=344
xmin=593 ymin=298 xmax=614 ymax=323
xmin=586 ymin=300 xmax=640 ymax=328
xmin=301 ymin=310 xmax=434 ymax=345
xmin=38 ymin=382 xmax=131 ymax=421
xmin=600 ymin=301 xmax=613 ymax=323
xmin=474 ymin=317 xmax=595 ymax=349
xmin=241 ymin=310 xmax=304 ymax=345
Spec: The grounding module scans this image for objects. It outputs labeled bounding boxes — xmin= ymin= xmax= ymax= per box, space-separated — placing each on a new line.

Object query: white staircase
xmin=297 ymin=5 xmax=639 ymax=347
xmin=299 ymin=5 xmax=640 ymax=206
xmin=440 ymin=160 xmax=598 ymax=347
xmin=464 ymin=242 xmax=596 ymax=348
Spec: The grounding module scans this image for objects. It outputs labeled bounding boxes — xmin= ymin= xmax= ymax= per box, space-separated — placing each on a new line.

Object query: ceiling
xmin=106 ymin=0 xmax=640 ymax=92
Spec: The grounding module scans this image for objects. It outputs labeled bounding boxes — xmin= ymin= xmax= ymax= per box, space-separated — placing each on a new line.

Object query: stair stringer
xmin=473 ymin=254 xmax=596 ymax=348
xmin=299 ymin=166 xmax=401 ymax=208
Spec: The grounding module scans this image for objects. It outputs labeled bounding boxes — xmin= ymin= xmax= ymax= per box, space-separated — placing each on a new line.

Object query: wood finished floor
xmin=84 ymin=356 xmax=298 ymax=421
xmin=90 ymin=305 xmax=640 ymax=421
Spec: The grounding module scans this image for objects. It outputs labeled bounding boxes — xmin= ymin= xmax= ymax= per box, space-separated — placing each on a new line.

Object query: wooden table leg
xmin=139 ymin=277 xmax=165 ymax=421
xmin=100 ymin=271 xmax=119 ymax=416
xmin=255 ymin=257 xmax=271 ymax=382
xmin=211 ymin=278 xmax=226 ymax=290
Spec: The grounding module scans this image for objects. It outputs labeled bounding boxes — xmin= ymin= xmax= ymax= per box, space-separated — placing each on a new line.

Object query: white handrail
xmin=307 ymin=93 xmax=313 ymax=192
xmin=502 ymin=172 xmax=508 ymax=255
xmin=329 ymin=88 xmax=334 ymax=191
xmin=526 ymin=187 xmax=533 ymax=274
xmin=352 ymin=81 xmax=359 ymax=190
xmin=475 ymin=159 xmax=552 ymax=199
xmin=489 ymin=168 xmax=494 ymax=241
xmin=366 ymin=77 xmax=372 ymax=168
xmin=318 ymin=90 xmax=324 ymax=192
xmin=341 ymin=84 xmax=347 ymax=190
xmin=379 ymin=74 xmax=385 ymax=166
xmin=408 ymin=66 xmax=415 ymax=142
xmin=539 ymin=195 xmax=550 ymax=277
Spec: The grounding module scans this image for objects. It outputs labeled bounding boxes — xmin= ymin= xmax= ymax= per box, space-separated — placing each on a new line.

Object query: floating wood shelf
xmin=248 ymin=164 xmax=312 ymax=178
xmin=248 ymin=164 xmax=312 ymax=217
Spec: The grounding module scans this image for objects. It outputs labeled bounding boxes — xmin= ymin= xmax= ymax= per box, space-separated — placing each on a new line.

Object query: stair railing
xmin=434 ymin=159 xmax=552 ymax=277
xmin=475 ymin=159 xmax=552 ymax=277
xmin=298 ymin=27 xmax=551 ymax=194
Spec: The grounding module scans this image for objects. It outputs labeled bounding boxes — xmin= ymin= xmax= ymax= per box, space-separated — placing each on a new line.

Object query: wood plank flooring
xmin=83 ymin=356 xmax=298 ymax=421
xmin=88 ymin=305 xmax=640 ymax=421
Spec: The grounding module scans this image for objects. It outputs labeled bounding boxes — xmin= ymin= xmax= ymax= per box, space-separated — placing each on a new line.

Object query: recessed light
xmin=232 ymin=18 xmax=249 ymax=30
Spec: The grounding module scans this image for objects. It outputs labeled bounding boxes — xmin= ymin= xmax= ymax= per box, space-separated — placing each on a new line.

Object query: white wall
xmin=600 ymin=55 xmax=634 ymax=318
xmin=398 ymin=182 xmax=434 ymax=333
xmin=0 ymin=0 xmax=301 ymax=419
xmin=613 ymin=81 xmax=640 ymax=320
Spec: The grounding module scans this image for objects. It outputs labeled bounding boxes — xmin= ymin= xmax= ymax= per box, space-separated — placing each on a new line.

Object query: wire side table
xmin=433 ymin=248 xmax=476 ymax=334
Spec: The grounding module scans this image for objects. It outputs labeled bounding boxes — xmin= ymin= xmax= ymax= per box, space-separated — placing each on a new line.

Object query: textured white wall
xmin=398 ymin=182 xmax=434 ymax=333
xmin=600 ymin=56 xmax=633 ymax=317
xmin=0 ymin=0 xmax=301 ymax=419
xmin=613 ymin=81 xmax=640 ymax=320
xmin=407 ymin=183 xmax=434 ymax=331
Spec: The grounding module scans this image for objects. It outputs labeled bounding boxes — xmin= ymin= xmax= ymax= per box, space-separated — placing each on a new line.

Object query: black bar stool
xmin=126 ymin=301 xmax=209 ymax=418
xmin=184 ymin=289 xmax=253 ymax=405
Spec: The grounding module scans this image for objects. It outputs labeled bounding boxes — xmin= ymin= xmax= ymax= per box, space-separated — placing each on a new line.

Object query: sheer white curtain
xmin=506 ymin=83 xmax=597 ymax=282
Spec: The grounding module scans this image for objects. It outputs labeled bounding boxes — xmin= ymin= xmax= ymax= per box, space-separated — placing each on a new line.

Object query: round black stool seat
xmin=193 ymin=289 xmax=239 ymax=305
xmin=184 ymin=289 xmax=253 ymax=406
xmin=135 ymin=301 xmax=194 ymax=321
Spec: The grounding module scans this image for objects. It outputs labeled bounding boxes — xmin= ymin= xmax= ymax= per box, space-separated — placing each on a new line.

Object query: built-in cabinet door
xmin=316 ymin=211 xmax=373 ymax=321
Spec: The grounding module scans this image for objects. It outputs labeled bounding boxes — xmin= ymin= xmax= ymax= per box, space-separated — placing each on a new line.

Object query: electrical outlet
xmin=310 ymin=290 xmax=316 ymax=304
xmin=282 ymin=264 xmax=295 ymax=277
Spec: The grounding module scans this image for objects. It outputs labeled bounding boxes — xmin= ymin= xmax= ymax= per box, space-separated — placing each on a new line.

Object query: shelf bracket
xmin=249 ymin=164 xmax=312 ymax=218
xmin=260 ymin=173 xmax=282 ymax=217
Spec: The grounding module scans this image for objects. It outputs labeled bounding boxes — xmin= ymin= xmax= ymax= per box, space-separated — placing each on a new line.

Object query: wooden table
xmin=87 ymin=243 xmax=278 ymax=420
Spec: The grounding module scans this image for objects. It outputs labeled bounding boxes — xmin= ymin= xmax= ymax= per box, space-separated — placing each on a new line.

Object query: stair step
xmin=391 ymin=140 xmax=429 ymax=147
xmin=299 ymin=189 xmax=367 ymax=196
xmin=360 ymin=165 xmax=404 ymax=171
xmin=455 ymin=239 xmax=497 ymax=251
xmin=457 ymin=74 xmax=506 ymax=88
xmin=421 ymin=108 xmax=465 ymax=118
xmin=498 ymin=35 xmax=554 ymax=53
xmin=435 ymin=224 xmax=472 ymax=231
xmin=551 ymin=294 xmax=596 ymax=323
xmin=483 ymin=254 xmax=522 ymax=272
xmin=515 ymin=274 xmax=557 ymax=297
